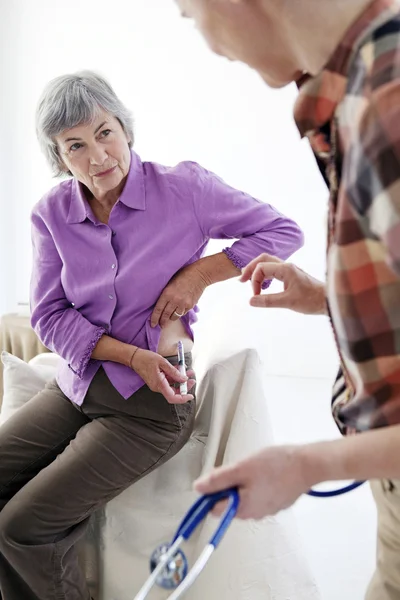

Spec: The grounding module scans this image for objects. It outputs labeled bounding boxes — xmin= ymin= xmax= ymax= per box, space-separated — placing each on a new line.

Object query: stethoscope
xmin=307 ymin=480 xmax=364 ymax=498
xmin=133 ymin=479 xmax=364 ymax=599
xmin=133 ymin=488 xmax=239 ymax=600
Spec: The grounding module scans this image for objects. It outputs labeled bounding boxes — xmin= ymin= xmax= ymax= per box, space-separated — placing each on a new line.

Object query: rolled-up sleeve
xmin=190 ymin=164 xmax=304 ymax=269
xmin=30 ymin=211 xmax=106 ymax=378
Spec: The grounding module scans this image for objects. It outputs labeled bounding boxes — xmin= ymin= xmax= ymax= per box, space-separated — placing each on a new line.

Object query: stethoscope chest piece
xmin=133 ymin=488 xmax=239 ymax=600
xmin=150 ymin=544 xmax=188 ymax=589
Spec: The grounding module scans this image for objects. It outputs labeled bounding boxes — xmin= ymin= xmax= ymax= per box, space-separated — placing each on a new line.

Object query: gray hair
xmin=36 ymin=71 xmax=134 ymax=177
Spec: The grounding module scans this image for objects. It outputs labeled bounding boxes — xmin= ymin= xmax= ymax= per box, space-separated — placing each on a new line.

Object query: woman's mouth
xmin=94 ymin=165 xmax=117 ymax=178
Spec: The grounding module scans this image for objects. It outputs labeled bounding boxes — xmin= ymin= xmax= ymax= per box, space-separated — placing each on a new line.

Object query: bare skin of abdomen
xmin=157 ymin=318 xmax=193 ymax=357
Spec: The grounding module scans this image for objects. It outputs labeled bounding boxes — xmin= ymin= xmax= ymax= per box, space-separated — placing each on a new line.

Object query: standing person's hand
xmin=151 ymin=263 xmax=209 ymax=328
xmin=194 ymin=445 xmax=313 ymax=519
xmin=240 ymin=253 xmax=327 ymax=315
xmin=130 ymin=348 xmax=195 ymax=404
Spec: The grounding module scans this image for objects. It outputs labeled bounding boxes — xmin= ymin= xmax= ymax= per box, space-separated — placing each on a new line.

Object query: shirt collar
xmin=294 ymin=0 xmax=400 ymax=140
xmin=67 ymin=149 xmax=146 ymax=224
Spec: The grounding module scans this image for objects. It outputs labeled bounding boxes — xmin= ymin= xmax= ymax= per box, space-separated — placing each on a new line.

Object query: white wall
xmin=0 ymin=4 xmax=19 ymax=314
xmin=1 ymin=1 xmax=375 ymax=598
xmin=1 ymin=0 xmax=337 ymax=379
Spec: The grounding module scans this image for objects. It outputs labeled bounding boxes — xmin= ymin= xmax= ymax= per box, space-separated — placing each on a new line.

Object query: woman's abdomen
xmin=157 ymin=319 xmax=193 ymax=356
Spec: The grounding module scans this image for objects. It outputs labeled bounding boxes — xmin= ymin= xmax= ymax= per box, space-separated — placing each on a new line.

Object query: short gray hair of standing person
xmin=36 ymin=70 xmax=134 ymax=177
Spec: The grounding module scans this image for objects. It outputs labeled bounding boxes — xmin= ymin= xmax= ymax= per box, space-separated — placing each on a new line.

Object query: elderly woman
xmin=0 ymin=70 xmax=302 ymax=600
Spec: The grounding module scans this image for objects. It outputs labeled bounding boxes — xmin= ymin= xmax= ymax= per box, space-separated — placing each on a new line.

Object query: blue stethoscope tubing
xmin=133 ymin=479 xmax=364 ymax=599
xmin=133 ymin=487 xmax=240 ymax=600
xmin=307 ymin=480 xmax=365 ymax=497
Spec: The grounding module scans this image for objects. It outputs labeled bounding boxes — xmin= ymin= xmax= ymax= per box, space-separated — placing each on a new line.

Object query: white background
xmin=0 ymin=1 xmax=376 ymax=598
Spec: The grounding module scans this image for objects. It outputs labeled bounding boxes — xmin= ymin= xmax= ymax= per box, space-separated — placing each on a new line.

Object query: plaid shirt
xmin=294 ymin=0 xmax=400 ymax=432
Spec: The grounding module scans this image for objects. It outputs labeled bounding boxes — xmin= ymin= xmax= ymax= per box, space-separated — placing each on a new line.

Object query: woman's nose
xmin=89 ymin=144 xmax=108 ymax=166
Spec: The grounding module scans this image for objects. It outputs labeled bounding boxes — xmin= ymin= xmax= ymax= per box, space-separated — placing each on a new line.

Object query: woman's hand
xmin=130 ymin=348 xmax=196 ymax=404
xmin=194 ymin=445 xmax=312 ymax=520
xmin=151 ymin=264 xmax=209 ymax=328
xmin=240 ymin=253 xmax=327 ymax=316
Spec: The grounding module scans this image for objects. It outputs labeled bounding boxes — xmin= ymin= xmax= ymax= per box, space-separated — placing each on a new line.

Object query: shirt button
xmin=109 ymin=294 xmax=114 ymax=300
xmin=111 ymin=264 xmax=116 ymax=269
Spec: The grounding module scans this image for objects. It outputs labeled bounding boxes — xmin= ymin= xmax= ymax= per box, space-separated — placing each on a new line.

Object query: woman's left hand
xmin=151 ymin=263 xmax=209 ymax=328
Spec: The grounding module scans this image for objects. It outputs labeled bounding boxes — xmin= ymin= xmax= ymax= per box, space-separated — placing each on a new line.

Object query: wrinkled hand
xmin=195 ymin=445 xmax=311 ymax=520
xmin=131 ymin=348 xmax=196 ymax=404
xmin=151 ymin=264 xmax=209 ymax=328
xmin=240 ymin=253 xmax=327 ymax=315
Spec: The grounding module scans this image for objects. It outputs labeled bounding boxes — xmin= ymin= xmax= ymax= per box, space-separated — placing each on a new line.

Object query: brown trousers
xmin=0 ymin=354 xmax=195 ymax=600
xmin=366 ymin=479 xmax=400 ymax=600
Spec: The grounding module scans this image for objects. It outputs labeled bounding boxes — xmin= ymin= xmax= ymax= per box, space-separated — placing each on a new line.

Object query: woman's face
xmin=55 ymin=111 xmax=131 ymax=198
xmin=175 ymin=0 xmax=300 ymax=88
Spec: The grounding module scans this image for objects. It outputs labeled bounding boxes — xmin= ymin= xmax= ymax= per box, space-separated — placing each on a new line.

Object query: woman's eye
xmin=70 ymin=143 xmax=82 ymax=152
xmin=100 ymin=129 xmax=111 ymax=138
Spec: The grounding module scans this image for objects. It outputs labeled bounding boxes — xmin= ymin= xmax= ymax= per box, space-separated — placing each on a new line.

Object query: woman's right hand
xmin=130 ymin=348 xmax=195 ymax=404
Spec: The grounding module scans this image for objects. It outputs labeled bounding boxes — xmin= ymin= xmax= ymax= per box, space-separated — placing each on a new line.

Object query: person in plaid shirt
xmin=175 ymin=0 xmax=400 ymax=597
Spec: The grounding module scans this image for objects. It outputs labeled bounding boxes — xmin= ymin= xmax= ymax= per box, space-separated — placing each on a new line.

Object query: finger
xmin=151 ymin=296 xmax=168 ymax=328
xmin=161 ymin=360 xmax=188 ymax=383
xmin=166 ymin=368 xmax=195 ymax=384
xmin=186 ymin=378 xmax=196 ymax=392
xmin=159 ymin=301 xmax=177 ymax=329
xmin=159 ymin=379 xmax=182 ymax=403
xmin=168 ymin=393 xmax=194 ymax=404
xmin=251 ymin=263 xmax=277 ymax=295
xmin=211 ymin=495 xmax=251 ymax=520
xmin=156 ymin=372 xmax=191 ymax=403
xmin=240 ymin=253 xmax=282 ymax=283
xmin=251 ymin=264 xmax=267 ymax=296
xmin=162 ymin=380 xmax=194 ymax=404
xmin=168 ymin=378 xmax=196 ymax=392
xmin=194 ymin=464 xmax=240 ymax=495
xmin=250 ymin=292 xmax=290 ymax=309
xmin=169 ymin=307 xmax=186 ymax=322
xmin=210 ymin=498 xmax=229 ymax=518
xmin=250 ymin=262 xmax=289 ymax=295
